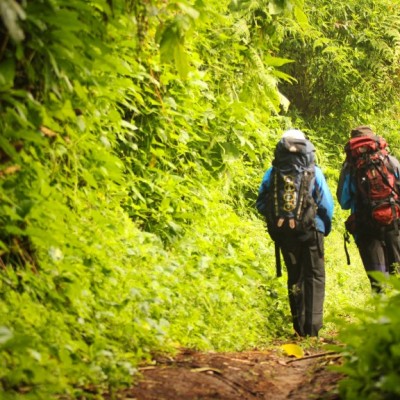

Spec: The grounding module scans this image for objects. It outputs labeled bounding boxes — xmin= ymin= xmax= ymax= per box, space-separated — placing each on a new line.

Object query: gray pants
xmin=281 ymin=232 xmax=325 ymax=337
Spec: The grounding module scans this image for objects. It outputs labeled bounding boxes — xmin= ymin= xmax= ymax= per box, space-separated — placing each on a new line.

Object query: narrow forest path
xmin=111 ymin=343 xmax=343 ymax=399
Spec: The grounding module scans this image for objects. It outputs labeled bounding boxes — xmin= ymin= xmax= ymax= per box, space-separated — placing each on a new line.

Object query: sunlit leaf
xmin=264 ymin=56 xmax=294 ymax=67
xmin=0 ymin=326 xmax=13 ymax=345
xmin=174 ymin=43 xmax=190 ymax=79
xmin=281 ymin=344 xmax=304 ymax=358
xmin=294 ymin=6 xmax=310 ymax=29
xmin=0 ymin=0 xmax=26 ymax=41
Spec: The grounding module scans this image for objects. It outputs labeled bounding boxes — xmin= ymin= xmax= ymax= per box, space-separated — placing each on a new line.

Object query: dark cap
xmin=350 ymin=125 xmax=375 ymax=138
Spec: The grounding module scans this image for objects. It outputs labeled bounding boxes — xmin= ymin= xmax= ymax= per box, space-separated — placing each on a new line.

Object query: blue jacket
xmin=258 ymin=165 xmax=334 ymax=236
xmin=336 ymin=162 xmax=356 ymax=213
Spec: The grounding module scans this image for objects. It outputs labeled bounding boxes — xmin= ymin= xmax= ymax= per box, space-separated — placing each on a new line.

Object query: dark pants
xmin=281 ymin=232 xmax=325 ymax=337
xmin=356 ymin=228 xmax=400 ymax=292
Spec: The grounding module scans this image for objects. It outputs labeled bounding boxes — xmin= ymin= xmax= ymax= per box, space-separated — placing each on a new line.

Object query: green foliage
xmin=2 ymin=0 xmax=400 ymax=398
xmin=165 ymin=195 xmax=291 ymax=349
xmin=0 ymin=0 xmax=301 ymax=398
xmin=278 ymin=0 xmax=400 ymax=138
xmin=337 ymin=276 xmax=400 ymax=400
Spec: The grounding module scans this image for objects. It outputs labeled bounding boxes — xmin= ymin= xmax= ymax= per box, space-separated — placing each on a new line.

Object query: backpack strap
xmin=344 ymin=231 xmax=351 ymax=265
xmin=372 ymin=158 xmax=400 ymax=235
xmin=275 ymin=242 xmax=282 ymax=277
xmin=390 ymin=198 xmax=399 ymax=236
xmin=372 ymin=157 xmax=400 ymax=197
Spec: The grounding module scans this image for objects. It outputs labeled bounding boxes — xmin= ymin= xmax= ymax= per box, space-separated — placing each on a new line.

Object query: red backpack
xmin=345 ymin=135 xmax=400 ymax=227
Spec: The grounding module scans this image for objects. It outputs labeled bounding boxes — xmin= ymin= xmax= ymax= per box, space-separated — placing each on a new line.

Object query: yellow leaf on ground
xmin=281 ymin=343 xmax=304 ymax=358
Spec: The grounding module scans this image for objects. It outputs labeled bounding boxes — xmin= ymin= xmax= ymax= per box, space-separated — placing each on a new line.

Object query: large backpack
xmin=257 ymin=137 xmax=318 ymax=275
xmin=345 ymin=135 xmax=400 ymax=231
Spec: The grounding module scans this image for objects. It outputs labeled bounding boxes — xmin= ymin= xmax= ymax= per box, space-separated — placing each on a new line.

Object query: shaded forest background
xmin=1 ymin=0 xmax=400 ymax=399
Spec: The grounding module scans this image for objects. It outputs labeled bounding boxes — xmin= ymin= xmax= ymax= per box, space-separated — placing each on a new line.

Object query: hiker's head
xmin=351 ymin=125 xmax=375 ymax=138
xmin=281 ymin=129 xmax=306 ymax=140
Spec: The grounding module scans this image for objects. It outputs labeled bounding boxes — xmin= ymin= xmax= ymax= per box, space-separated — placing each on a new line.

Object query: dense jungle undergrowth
xmin=2 ymin=0 xmax=400 ymax=399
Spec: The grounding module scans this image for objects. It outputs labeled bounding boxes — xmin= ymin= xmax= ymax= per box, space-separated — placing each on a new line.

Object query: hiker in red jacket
xmin=337 ymin=126 xmax=400 ymax=291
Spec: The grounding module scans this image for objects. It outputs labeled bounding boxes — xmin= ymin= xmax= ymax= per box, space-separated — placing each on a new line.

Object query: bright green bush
xmin=337 ymin=276 xmax=400 ymax=400
xmin=2 ymin=0 xmax=400 ymax=399
xmin=0 ymin=0 xmax=297 ymax=398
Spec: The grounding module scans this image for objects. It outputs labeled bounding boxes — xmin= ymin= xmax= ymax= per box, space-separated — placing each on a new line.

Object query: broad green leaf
xmin=264 ymin=56 xmax=294 ymax=67
xmin=174 ymin=43 xmax=190 ymax=79
xmin=273 ymin=70 xmax=297 ymax=83
xmin=294 ymin=6 xmax=310 ymax=29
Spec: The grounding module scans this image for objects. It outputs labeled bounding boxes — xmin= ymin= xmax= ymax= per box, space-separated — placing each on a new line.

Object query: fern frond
xmin=233 ymin=18 xmax=250 ymax=42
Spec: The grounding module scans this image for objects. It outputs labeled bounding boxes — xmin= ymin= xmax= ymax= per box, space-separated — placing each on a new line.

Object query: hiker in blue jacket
xmin=337 ymin=125 xmax=400 ymax=292
xmin=257 ymin=129 xmax=334 ymax=337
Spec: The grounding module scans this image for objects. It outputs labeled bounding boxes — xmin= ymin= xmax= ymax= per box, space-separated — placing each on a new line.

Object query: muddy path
xmin=114 ymin=343 xmax=344 ymax=400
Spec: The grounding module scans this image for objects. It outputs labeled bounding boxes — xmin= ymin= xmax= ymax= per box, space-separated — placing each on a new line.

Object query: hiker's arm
xmin=314 ymin=167 xmax=334 ymax=236
xmin=260 ymin=167 xmax=273 ymax=189
xmin=256 ymin=168 xmax=273 ymax=216
xmin=387 ymin=155 xmax=400 ymax=194
xmin=388 ymin=155 xmax=400 ymax=178
xmin=336 ymin=162 xmax=354 ymax=210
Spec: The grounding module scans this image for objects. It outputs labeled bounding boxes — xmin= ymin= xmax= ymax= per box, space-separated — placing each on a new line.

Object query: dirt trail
xmin=115 ymin=344 xmax=343 ymax=400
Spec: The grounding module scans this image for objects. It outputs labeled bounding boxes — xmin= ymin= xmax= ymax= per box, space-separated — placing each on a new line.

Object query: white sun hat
xmin=282 ymin=129 xmax=306 ymax=140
